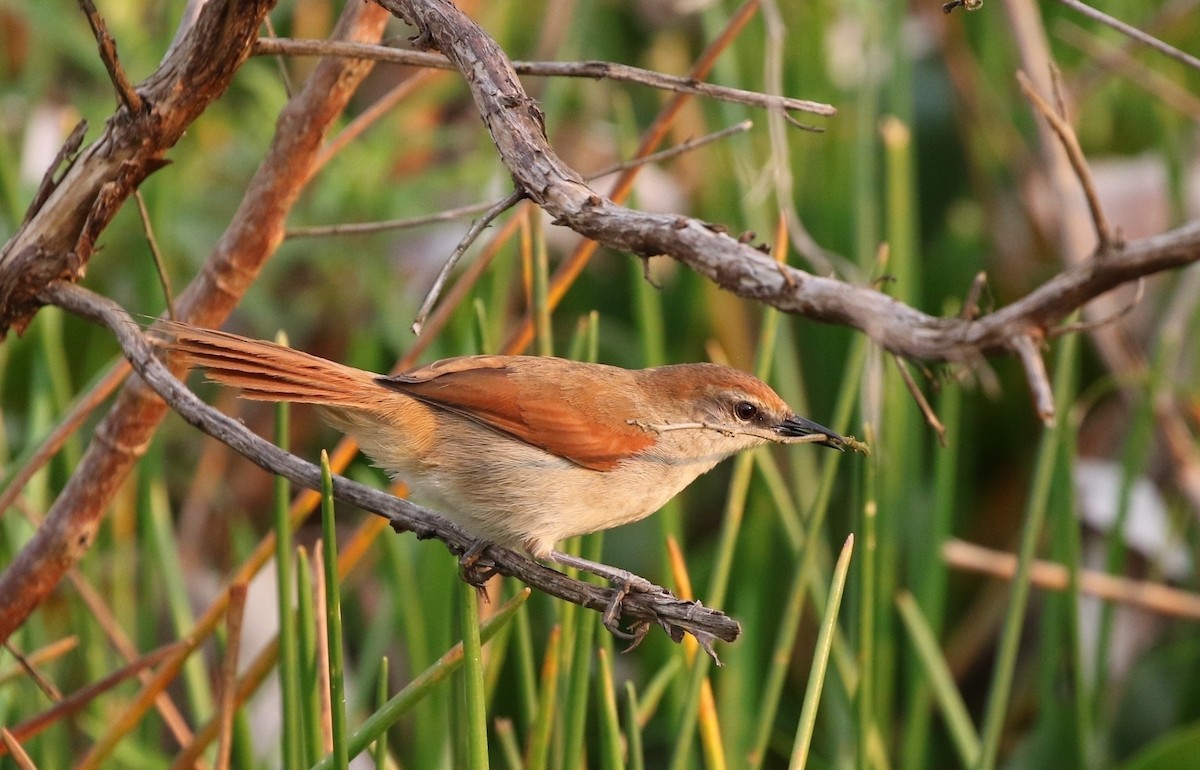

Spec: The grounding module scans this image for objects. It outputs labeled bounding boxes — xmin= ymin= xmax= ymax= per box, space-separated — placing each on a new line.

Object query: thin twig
xmin=588 ymin=120 xmax=753 ymax=179
xmin=3 ymin=641 xmax=63 ymax=702
xmin=411 ymin=188 xmax=525 ymax=335
xmin=1017 ymin=70 xmax=1115 ymax=252
xmin=260 ymin=17 xmax=295 ymax=98
xmin=0 ymin=361 xmax=131 ymax=516
xmin=134 ymin=191 xmax=176 ymax=320
xmin=409 ymin=122 xmax=756 ymax=331
xmin=0 ymin=638 xmax=77 ymax=687
xmin=287 ymin=200 xmax=505 ymax=238
xmin=1056 ymin=20 xmax=1200 ymax=121
xmin=961 ymin=271 xmax=988 ymax=320
xmin=251 ymin=37 xmax=837 ymax=117
xmin=627 ymin=419 xmax=869 ymax=453
xmin=289 ymin=121 xmax=753 ymax=240
xmin=43 ymin=281 xmax=743 ymax=652
xmin=943 ymin=539 xmax=1200 ymax=620
xmin=1049 ymin=277 xmax=1145 ymax=338
xmin=893 ymin=355 xmax=947 ymax=447
xmin=1055 ymin=0 xmax=1200 ymax=73
xmin=79 ymin=0 xmax=143 ymax=113
xmin=1012 ymin=333 xmax=1055 ymax=426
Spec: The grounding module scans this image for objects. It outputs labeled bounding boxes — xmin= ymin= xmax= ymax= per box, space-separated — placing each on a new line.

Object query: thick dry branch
xmin=376 ymin=0 xmax=1200 ymax=408
xmin=252 ymin=37 xmax=836 ymax=118
xmin=0 ymin=1 xmax=390 ymax=647
xmin=0 ymin=0 xmax=276 ymax=337
xmin=44 ymin=282 xmax=741 ymax=651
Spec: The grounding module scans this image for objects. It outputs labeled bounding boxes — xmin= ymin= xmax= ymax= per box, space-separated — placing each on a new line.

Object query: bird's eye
xmin=733 ymin=401 xmax=758 ymax=421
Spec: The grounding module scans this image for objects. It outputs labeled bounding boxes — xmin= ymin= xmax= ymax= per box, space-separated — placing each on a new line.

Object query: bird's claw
xmin=599 ymin=575 xmax=653 ymax=653
xmin=459 ymin=541 xmax=499 ymax=598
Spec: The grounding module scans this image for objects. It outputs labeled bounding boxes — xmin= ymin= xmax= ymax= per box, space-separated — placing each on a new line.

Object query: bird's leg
xmin=459 ymin=539 xmax=499 ymax=601
xmin=548 ymin=550 xmax=664 ymax=638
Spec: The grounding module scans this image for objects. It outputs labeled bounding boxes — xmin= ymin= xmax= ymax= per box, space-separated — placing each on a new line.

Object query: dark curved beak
xmin=775 ymin=415 xmax=846 ymax=450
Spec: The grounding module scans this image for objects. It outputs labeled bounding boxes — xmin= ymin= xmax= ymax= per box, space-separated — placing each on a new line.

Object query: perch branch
xmin=44 ymin=282 xmax=741 ymax=652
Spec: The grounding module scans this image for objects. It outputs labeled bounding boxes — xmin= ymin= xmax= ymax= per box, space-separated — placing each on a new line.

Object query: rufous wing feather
xmin=379 ymin=357 xmax=654 ymax=471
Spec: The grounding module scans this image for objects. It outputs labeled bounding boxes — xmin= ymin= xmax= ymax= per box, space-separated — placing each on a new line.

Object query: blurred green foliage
xmin=2 ymin=0 xmax=1200 ymax=767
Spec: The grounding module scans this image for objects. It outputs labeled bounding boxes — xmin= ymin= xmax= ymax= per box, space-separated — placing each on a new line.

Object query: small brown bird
xmin=164 ymin=323 xmax=852 ymax=582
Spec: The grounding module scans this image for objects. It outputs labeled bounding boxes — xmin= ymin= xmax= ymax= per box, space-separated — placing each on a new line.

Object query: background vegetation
xmin=2 ymin=0 xmax=1200 ymax=767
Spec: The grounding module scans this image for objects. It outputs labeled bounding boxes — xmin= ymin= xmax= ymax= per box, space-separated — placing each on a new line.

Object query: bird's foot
xmin=548 ymin=549 xmax=661 ymax=648
xmin=459 ymin=540 xmax=499 ymax=601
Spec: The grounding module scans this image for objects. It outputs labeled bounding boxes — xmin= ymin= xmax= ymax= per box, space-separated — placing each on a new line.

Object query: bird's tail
xmin=158 ymin=321 xmax=384 ymax=409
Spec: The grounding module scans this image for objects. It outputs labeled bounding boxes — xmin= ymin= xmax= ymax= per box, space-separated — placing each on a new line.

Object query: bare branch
xmin=1013 ymin=333 xmax=1055 ymax=425
xmin=134 ymin=191 xmax=176 ymax=319
xmin=1055 ymin=0 xmax=1200 ymax=73
xmin=373 ymin=0 xmax=1200 ymax=378
xmin=44 ymin=282 xmax=742 ymax=651
xmin=1016 ymin=70 xmax=1115 ymax=251
xmin=251 ymin=38 xmax=837 ymax=118
xmin=78 ymin=0 xmax=143 ymax=113
xmin=892 ymin=355 xmax=947 ymax=447
xmin=0 ymin=0 xmax=390 ymax=647
xmin=944 ymin=539 xmax=1200 ymax=620
xmin=0 ymin=0 xmax=276 ymax=337
xmin=412 ymin=189 xmax=525 ymax=335
xmin=289 ymin=121 xmax=753 ymax=240
xmin=1057 ymin=20 xmax=1200 ymax=121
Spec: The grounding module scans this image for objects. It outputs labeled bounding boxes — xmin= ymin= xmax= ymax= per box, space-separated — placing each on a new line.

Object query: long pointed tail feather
xmin=157 ymin=321 xmax=383 ymax=408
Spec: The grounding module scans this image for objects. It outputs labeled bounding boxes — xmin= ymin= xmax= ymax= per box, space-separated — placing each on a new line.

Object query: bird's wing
xmin=378 ymin=356 xmax=654 ymax=471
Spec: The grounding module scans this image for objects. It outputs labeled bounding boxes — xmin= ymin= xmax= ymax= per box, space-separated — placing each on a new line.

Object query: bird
xmin=160 ymin=322 xmax=856 ymax=600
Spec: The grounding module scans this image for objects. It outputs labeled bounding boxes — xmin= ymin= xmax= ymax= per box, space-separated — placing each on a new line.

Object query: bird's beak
xmin=775 ymin=415 xmax=846 ymax=450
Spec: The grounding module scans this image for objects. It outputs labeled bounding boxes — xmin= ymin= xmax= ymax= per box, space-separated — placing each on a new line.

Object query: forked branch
xmin=375 ymin=0 xmax=1200 ymax=424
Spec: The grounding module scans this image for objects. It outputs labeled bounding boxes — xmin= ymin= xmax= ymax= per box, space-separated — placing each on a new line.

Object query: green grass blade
xmin=272 ymin=334 xmax=302 ymax=770
xmin=597 ymin=648 xmax=625 ymax=770
xmin=295 ymin=546 xmax=323 ymax=768
xmin=495 ymin=718 xmax=525 ymax=770
xmin=321 ymin=451 xmax=351 ymax=770
xmin=373 ymin=656 xmax=389 ymax=770
xmin=313 ymin=589 xmax=530 ymax=770
xmin=747 ymin=333 xmax=868 ymax=769
xmin=895 ymin=592 xmax=980 ymax=766
xmin=624 ymin=682 xmax=645 ymax=770
xmin=524 ymin=625 xmax=561 ymax=770
xmin=974 ymin=329 xmax=1080 ymax=770
xmin=789 ymin=534 xmax=855 ymax=770
xmin=459 ymin=577 xmax=490 ymax=769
